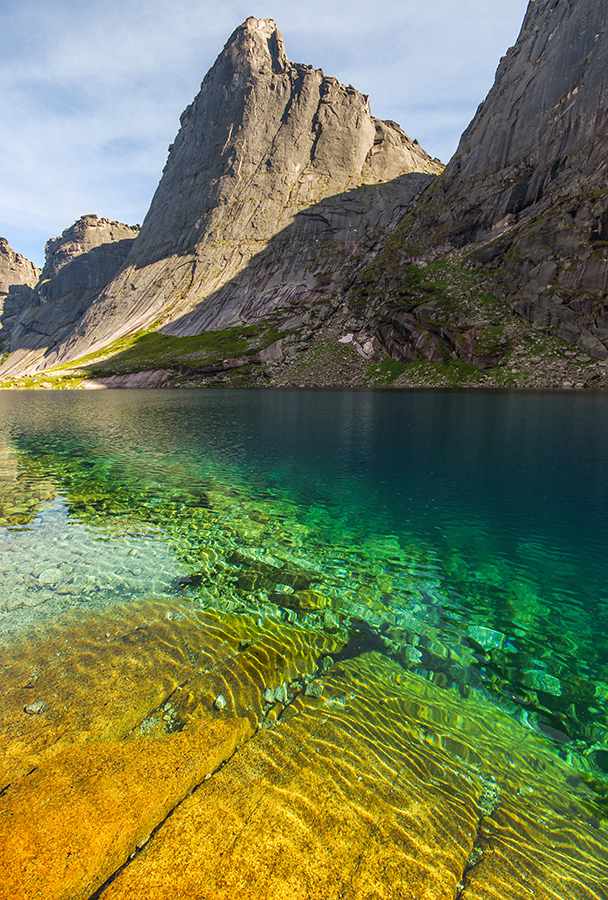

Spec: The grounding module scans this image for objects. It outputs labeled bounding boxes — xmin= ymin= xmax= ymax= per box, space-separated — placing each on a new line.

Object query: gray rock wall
xmin=452 ymin=0 xmax=608 ymax=211
xmin=0 ymin=216 xmax=138 ymax=373
xmin=9 ymin=5 xmax=606 ymax=380
xmin=36 ymin=17 xmax=441 ymax=371
xmin=39 ymin=215 xmax=139 ymax=291
xmin=430 ymin=0 xmax=608 ymax=241
xmin=0 ymin=239 xmax=41 ymax=347
xmin=356 ymin=0 xmax=608 ymax=360
xmin=0 ymin=238 xmax=39 ymax=294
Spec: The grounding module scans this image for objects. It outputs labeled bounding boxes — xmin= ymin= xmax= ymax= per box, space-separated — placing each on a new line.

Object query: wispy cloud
xmin=0 ymin=0 xmax=529 ymax=266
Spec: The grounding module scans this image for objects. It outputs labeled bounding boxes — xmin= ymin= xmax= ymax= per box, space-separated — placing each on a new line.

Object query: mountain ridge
xmin=0 ymin=17 xmax=440 ymax=381
xmin=2 ymin=2 xmax=608 ymax=389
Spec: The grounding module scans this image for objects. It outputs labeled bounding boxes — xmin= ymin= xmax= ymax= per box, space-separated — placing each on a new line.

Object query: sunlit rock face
xmin=360 ymin=0 xmax=608 ymax=362
xmin=0 ymin=238 xmax=40 ymax=347
xmin=0 ymin=237 xmax=39 ymax=295
xmin=5 ymin=2 xmax=608 ymax=386
xmin=38 ymin=215 xmax=139 ymax=290
xmin=26 ymin=17 xmax=441 ymax=370
xmin=0 ymin=216 xmax=139 ymax=377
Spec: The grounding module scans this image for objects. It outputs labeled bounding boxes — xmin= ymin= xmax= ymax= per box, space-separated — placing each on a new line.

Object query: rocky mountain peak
xmin=40 ymin=215 xmax=139 ymax=282
xmin=0 ymin=217 xmax=140 ymax=372
xmin=31 ymin=18 xmax=440 ymax=368
xmin=432 ymin=0 xmax=608 ymax=359
xmin=223 ymin=17 xmax=288 ymax=76
xmin=0 ymin=238 xmax=40 ymax=294
xmin=0 ymin=239 xmax=41 ymax=353
xmin=4 ymin=6 xmax=608 ymax=388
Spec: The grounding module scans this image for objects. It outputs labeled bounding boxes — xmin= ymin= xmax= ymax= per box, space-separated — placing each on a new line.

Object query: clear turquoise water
xmin=1 ymin=389 xmax=608 ymax=785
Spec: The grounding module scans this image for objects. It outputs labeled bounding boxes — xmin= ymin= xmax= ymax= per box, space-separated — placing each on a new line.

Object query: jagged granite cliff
xmin=1 ymin=2 xmax=608 ymax=389
xmin=0 ymin=216 xmax=139 ymax=377
xmin=0 ymin=17 xmax=440 ymax=379
xmin=0 ymin=238 xmax=39 ymax=297
xmin=343 ymin=0 xmax=608 ymax=387
xmin=0 ymin=239 xmax=40 ymax=348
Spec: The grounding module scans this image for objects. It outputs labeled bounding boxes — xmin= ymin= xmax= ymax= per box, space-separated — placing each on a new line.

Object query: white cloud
xmin=0 ymin=0 xmax=529 ymax=266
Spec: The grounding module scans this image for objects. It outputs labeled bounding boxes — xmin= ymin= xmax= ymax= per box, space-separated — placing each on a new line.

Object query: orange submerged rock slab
xmin=100 ymin=665 xmax=478 ymax=900
xmin=0 ymin=716 xmax=250 ymax=900
xmin=0 ymin=600 xmax=340 ymax=789
xmin=99 ymin=654 xmax=608 ymax=900
xmin=1 ymin=606 xmax=608 ymax=900
xmin=0 ymin=600 xmax=341 ymax=899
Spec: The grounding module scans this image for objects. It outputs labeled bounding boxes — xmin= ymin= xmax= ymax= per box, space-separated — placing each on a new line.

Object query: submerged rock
xmin=304 ymin=681 xmax=324 ymax=699
xmin=93 ymin=653 xmax=608 ymax=900
xmin=273 ymin=684 xmax=288 ymax=704
xmin=522 ymin=669 xmax=563 ymax=697
xmin=37 ymin=568 xmax=62 ymax=585
xmin=467 ymin=625 xmax=506 ymax=651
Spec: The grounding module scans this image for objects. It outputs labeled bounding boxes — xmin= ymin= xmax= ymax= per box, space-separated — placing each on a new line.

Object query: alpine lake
xmin=1 ymin=388 xmax=607 ymax=900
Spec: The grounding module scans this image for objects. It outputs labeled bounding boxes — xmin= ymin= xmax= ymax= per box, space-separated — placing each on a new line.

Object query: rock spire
xmin=31 ymin=17 xmax=441 ymax=369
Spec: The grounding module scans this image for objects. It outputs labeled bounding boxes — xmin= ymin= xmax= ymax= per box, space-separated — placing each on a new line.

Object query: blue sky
xmin=0 ymin=0 xmax=529 ymax=267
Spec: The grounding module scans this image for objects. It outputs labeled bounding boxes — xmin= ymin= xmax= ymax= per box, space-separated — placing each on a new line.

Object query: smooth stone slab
xmin=100 ymin=654 xmax=608 ymax=900
xmin=0 ymin=717 xmax=249 ymax=900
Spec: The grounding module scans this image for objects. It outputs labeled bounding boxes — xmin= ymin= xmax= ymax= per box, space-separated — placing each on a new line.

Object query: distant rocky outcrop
xmin=0 ymin=238 xmax=39 ymax=295
xmin=1 ymin=17 xmax=440 ymax=374
xmin=0 ymin=216 xmax=138 ymax=375
xmin=39 ymin=215 xmax=139 ymax=288
xmin=0 ymin=239 xmax=41 ymax=348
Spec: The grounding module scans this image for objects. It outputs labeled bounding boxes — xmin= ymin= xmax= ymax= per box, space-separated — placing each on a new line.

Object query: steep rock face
xmin=39 ymin=215 xmax=139 ymax=289
xmin=0 ymin=216 xmax=138 ymax=374
xmin=353 ymin=0 xmax=608 ymax=362
xmin=37 ymin=17 xmax=441 ymax=370
xmin=0 ymin=239 xmax=40 ymax=347
xmin=440 ymin=0 xmax=608 ymax=238
xmin=0 ymin=238 xmax=39 ymax=294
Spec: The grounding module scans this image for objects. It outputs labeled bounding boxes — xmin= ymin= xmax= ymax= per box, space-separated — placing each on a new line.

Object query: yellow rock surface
xmin=0 ymin=716 xmax=249 ymax=900
xmin=1 ymin=605 xmax=608 ymax=900
xmin=462 ymin=799 xmax=608 ymax=900
xmin=100 ymin=654 xmax=608 ymax=900
xmin=0 ymin=601 xmax=340 ymax=788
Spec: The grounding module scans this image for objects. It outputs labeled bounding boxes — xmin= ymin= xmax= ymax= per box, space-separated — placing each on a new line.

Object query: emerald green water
xmin=1 ymin=389 xmax=608 ymax=788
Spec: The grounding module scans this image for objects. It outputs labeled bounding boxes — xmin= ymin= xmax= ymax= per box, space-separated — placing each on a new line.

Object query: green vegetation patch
xmin=395 ymin=358 xmax=488 ymax=387
xmin=365 ymin=356 xmax=508 ymax=389
xmin=0 ymin=323 xmax=289 ymax=388
xmin=0 ymin=372 xmax=85 ymax=390
xmin=366 ymin=358 xmax=409 ymax=386
xmin=278 ymin=338 xmax=369 ymax=387
xmin=81 ymin=324 xmax=282 ymax=377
